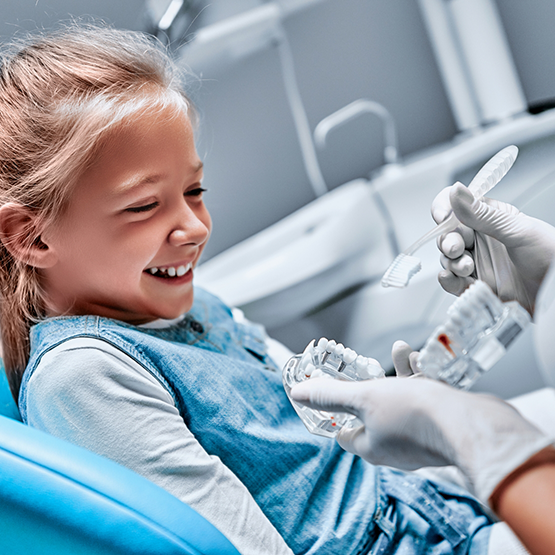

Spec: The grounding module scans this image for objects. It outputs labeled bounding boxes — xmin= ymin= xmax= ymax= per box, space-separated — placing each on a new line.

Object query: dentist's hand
xmin=290 ymin=374 xmax=553 ymax=507
xmin=433 ymin=182 xmax=555 ymax=314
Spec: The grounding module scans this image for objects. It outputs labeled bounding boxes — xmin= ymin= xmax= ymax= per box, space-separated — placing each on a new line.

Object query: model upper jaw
xmin=146 ymin=261 xmax=192 ymax=277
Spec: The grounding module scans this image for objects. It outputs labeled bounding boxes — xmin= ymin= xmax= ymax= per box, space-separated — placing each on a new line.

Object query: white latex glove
xmin=290 ymin=375 xmax=553 ymax=507
xmin=433 ymin=182 xmax=555 ymax=314
xmin=390 ymin=339 xmax=419 ymax=377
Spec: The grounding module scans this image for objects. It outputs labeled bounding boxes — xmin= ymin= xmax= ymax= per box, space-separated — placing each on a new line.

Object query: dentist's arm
xmin=290 ymin=375 xmax=555 ymax=555
xmin=494 ymin=459 xmax=555 ymax=555
xmin=432 ymin=182 xmax=555 ymax=314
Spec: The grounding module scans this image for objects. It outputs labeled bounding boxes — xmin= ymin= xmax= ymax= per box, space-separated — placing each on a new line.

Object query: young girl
xmin=0 ymin=24 xmax=495 ymax=555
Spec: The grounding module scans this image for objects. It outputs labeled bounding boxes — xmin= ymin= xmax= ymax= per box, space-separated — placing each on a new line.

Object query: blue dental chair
xmin=0 ymin=363 xmax=240 ymax=555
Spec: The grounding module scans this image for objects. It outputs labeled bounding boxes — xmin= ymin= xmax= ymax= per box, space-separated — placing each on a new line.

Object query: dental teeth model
xmin=282 ymin=337 xmax=385 ymax=438
xmin=284 ymin=282 xmax=530 ymax=438
xmin=416 ymin=280 xmax=531 ymax=389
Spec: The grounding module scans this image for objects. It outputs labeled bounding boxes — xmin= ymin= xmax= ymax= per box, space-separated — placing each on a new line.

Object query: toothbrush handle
xmin=405 ymin=145 xmax=518 ymax=256
xmin=467 ymin=145 xmax=518 ymax=199
xmin=405 ymin=212 xmax=458 ymax=256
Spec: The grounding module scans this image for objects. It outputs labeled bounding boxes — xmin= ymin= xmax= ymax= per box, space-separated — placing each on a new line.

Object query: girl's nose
xmin=168 ymin=213 xmax=211 ymax=248
xmin=168 ymin=229 xmax=189 ymax=246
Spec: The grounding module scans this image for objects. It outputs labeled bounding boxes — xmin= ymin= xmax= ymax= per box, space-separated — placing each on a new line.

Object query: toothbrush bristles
xmin=381 ymin=253 xmax=422 ymax=288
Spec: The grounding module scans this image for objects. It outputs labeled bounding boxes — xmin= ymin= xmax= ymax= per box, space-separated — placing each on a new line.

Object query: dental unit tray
xmin=282 ymin=338 xmax=385 ymax=438
xmin=416 ymin=280 xmax=531 ymax=389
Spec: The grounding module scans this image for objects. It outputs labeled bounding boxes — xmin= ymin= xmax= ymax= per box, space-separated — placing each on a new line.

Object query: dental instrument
xmin=381 ymin=144 xmax=519 ymax=288
xmin=282 ymin=337 xmax=384 ymax=438
xmin=416 ymin=280 xmax=531 ymax=389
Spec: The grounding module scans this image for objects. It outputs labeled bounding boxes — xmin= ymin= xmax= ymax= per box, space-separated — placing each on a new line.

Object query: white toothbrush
xmin=381 ymin=145 xmax=519 ymax=288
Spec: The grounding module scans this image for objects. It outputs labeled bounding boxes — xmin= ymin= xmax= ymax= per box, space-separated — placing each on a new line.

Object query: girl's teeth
xmin=148 ymin=263 xmax=192 ymax=277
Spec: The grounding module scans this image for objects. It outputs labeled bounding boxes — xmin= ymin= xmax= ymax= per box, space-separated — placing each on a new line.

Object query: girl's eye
xmin=125 ymin=201 xmax=159 ymax=213
xmin=185 ymin=187 xmax=207 ymax=198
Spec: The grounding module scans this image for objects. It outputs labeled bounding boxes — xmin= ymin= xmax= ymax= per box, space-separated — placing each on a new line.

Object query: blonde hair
xmin=0 ymin=23 xmax=194 ymax=399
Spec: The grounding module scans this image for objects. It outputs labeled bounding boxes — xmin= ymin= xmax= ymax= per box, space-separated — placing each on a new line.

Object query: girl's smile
xmin=39 ymin=107 xmax=211 ymax=324
xmin=145 ymin=261 xmax=194 ymax=279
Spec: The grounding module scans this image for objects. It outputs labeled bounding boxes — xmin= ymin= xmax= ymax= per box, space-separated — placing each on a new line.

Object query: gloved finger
xmin=391 ymin=340 xmax=415 ymax=377
xmin=433 ymin=184 xmax=475 ymax=253
xmin=438 ymin=225 xmax=475 ymax=256
xmin=338 ymin=417 xmax=436 ymax=470
xmin=431 ymin=186 xmax=453 ymax=224
xmin=458 ymin=223 xmax=475 ymax=249
xmin=336 ymin=425 xmax=371 ymax=459
xmin=290 ymin=378 xmax=364 ymax=417
xmin=449 ymin=183 xmax=522 ymax=246
xmin=438 ymin=231 xmax=465 ymax=259
xmin=408 ymin=351 xmax=420 ymax=373
xmin=438 ymin=224 xmax=475 ymax=250
xmin=431 ymin=182 xmax=476 ymax=240
xmin=440 ymin=250 xmax=475 ymax=277
xmin=438 ymin=269 xmax=475 ymax=296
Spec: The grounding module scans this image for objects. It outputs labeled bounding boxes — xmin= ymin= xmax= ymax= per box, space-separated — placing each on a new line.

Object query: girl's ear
xmin=0 ymin=203 xmax=57 ymax=268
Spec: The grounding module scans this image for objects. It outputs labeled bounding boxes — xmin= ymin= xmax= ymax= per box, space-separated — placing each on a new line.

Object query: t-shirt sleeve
xmin=25 ymin=339 xmax=293 ymax=555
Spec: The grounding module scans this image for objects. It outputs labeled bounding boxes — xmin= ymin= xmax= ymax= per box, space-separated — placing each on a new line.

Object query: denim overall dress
xmin=19 ymin=288 xmax=493 ymax=555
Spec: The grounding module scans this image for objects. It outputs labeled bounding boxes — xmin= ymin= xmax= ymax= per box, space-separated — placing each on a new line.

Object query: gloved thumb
xmin=449 ymin=182 xmax=520 ymax=246
xmin=391 ymin=340 xmax=419 ymax=376
xmin=336 ymin=424 xmax=369 ymax=458
xmin=290 ymin=378 xmax=361 ymax=417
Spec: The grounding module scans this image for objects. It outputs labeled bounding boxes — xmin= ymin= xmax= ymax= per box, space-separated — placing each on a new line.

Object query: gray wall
xmin=2 ymin=0 xmax=555 ymax=260
xmin=175 ymin=0 xmax=555 ymax=260
xmin=497 ymin=0 xmax=555 ymax=107
xmin=0 ymin=0 xmax=145 ymax=34
xmin=190 ymin=0 xmax=458 ymax=259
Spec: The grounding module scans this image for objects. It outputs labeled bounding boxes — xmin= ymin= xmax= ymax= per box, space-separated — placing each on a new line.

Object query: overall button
xmin=189 ymin=320 xmax=204 ymax=334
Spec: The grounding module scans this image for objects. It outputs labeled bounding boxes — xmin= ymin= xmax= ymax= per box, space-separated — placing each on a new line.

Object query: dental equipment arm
xmin=433 ymin=182 xmax=555 ymax=314
xmin=290 ymin=375 xmax=555 ymax=510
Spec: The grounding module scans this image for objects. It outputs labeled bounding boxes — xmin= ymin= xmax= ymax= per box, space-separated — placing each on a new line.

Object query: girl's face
xmin=41 ymin=107 xmax=211 ymax=324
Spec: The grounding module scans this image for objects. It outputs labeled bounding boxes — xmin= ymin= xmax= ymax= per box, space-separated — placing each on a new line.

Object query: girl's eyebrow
xmin=115 ymin=174 xmax=165 ymax=196
xmin=116 ymin=161 xmax=204 ymax=196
